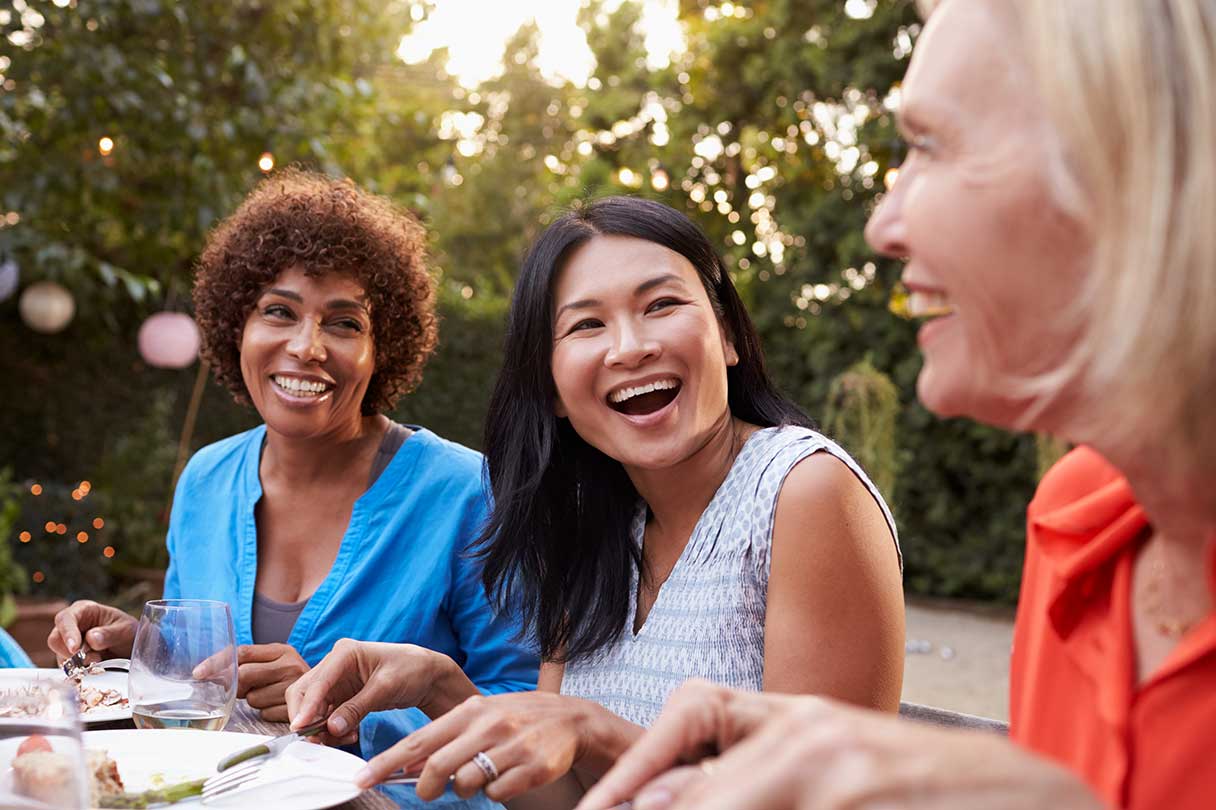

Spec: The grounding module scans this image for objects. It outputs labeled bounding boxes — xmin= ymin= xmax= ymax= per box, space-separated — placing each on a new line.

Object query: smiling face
xmin=864 ymin=0 xmax=1090 ymax=431
xmin=550 ymin=235 xmax=739 ymax=471
xmin=239 ymin=266 xmax=376 ymax=440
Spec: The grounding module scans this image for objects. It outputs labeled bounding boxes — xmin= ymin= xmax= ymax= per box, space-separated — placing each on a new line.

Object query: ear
xmin=721 ymin=327 xmax=740 ymax=367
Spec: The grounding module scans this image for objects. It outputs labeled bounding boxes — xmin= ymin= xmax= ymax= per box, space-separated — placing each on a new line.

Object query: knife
xmin=215 ymin=719 xmax=330 ymax=772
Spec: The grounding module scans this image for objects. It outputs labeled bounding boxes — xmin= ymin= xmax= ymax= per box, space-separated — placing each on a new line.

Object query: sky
xmin=397 ymin=0 xmax=685 ymax=88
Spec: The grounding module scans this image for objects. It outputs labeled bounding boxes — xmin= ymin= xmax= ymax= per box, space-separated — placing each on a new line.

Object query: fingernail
xmin=354 ymin=767 xmax=372 ymax=788
xmin=330 ymin=715 xmax=349 ymax=735
xmin=635 ymin=788 xmax=674 ymax=810
xmin=66 ymin=638 xmax=78 ymax=654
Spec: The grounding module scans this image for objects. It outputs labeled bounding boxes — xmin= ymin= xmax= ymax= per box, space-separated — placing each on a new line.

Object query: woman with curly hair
xmin=47 ymin=169 xmax=538 ymax=764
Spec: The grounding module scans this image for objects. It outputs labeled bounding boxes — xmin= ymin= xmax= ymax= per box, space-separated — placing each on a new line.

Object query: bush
xmin=0 ymin=469 xmax=27 ymax=627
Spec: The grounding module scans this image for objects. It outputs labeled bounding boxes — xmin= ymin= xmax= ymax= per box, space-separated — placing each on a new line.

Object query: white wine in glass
xmin=129 ymin=599 xmax=237 ymax=731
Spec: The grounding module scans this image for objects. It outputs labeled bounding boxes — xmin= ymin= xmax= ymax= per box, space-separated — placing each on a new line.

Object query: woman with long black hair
xmin=287 ymin=196 xmax=903 ymax=807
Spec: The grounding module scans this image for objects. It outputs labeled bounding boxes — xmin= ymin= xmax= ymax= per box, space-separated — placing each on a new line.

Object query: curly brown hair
xmin=193 ymin=169 xmax=437 ymax=415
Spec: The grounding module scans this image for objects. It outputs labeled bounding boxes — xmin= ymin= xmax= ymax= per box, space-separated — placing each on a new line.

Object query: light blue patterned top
xmin=560 ymin=426 xmax=898 ymax=726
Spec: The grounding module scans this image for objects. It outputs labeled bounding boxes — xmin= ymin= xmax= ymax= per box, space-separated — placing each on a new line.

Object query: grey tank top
xmin=250 ymin=421 xmax=412 ymax=645
xmin=560 ymin=425 xmax=899 ymax=726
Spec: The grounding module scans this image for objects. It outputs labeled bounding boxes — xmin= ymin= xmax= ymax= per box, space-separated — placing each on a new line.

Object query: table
xmin=224 ymin=700 xmax=399 ymax=809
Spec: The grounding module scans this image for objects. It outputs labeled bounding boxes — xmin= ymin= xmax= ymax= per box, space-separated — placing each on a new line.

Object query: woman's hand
xmin=355 ymin=691 xmax=620 ymax=803
xmin=578 ymin=680 xmax=1106 ymax=810
xmin=229 ymin=644 xmax=311 ymax=723
xmin=285 ymin=640 xmax=475 ymax=745
xmin=47 ymin=600 xmax=138 ymax=662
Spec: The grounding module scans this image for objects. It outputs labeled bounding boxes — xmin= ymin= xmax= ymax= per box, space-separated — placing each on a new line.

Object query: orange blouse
xmin=1010 ymin=447 xmax=1216 ymax=810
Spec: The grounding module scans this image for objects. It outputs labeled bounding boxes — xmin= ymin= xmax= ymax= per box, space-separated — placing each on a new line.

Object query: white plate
xmin=0 ymin=670 xmax=131 ymax=725
xmin=1 ymin=729 xmax=366 ymax=810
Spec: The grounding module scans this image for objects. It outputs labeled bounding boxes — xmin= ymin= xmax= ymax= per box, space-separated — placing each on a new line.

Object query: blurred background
xmin=0 ymin=0 xmax=1051 ymax=713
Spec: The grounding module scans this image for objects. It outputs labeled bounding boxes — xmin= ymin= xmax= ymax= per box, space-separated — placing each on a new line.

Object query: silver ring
xmin=472 ymin=751 xmax=499 ymax=783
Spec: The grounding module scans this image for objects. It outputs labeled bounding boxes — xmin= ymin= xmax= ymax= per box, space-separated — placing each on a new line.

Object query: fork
xmin=200 ymin=758 xmax=435 ymax=804
xmin=61 ymin=645 xmax=130 ymax=677
xmin=201 ymin=760 xmax=635 ymax=806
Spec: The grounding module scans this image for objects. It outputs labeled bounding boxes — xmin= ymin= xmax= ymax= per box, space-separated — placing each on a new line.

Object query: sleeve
xmin=161 ymin=463 xmax=191 ymax=601
xmin=442 ymin=490 xmax=540 ymax=697
xmin=0 ymin=627 xmax=34 ymax=668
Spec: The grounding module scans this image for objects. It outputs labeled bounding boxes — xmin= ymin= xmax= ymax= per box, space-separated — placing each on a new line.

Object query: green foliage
xmin=0 ymin=0 xmax=1042 ymax=604
xmin=824 ymin=359 xmax=900 ymax=500
xmin=0 ymin=469 xmax=28 ymax=627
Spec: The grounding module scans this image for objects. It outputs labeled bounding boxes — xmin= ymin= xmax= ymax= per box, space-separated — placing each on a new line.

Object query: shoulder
xmin=409 ymin=428 xmax=486 ymax=480
xmin=175 ymin=426 xmax=263 ymax=495
xmin=776 ymin=450 xmax=882 ymax=525
xmin=1029 ymin=446 xmax=1126 ymax=518
xmin=182 ymin=426 xmax=262 ymax=477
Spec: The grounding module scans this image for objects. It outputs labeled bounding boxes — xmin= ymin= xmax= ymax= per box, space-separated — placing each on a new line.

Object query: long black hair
xmin=478 ymin=196 xmax=811 ymax=663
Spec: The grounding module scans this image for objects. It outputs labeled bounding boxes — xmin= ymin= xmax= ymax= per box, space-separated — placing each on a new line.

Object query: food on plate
xmin=10 ymin=738 xmax=126 ymax=807
xmin=68 ymin=665 xmax=130 ymax=716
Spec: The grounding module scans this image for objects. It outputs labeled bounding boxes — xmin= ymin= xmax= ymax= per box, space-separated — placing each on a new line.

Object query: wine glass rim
xmin=143 ymin=598 xmax=231 ymax=610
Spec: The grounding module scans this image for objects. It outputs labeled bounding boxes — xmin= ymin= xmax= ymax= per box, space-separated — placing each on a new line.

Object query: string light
xmin=258 ymin=152 xmax=275 ymax=173
xmin=43 ymin=521 xmax=55 ymax=533
xmin=650 ymin=168 xmax=670 ymax=192
xmin=93 ymin=517 xmax=105 ymax=529
xmin=55 ymin=523 xmax=67 ymax=534
xmin=76 ymin=531 xmax=89 ymax=543
xmin=98 ymin=136 xmax=114 ymax=156
xmin=71 ymin=489 xmax=84 ymax=501
xmin=30 ymin=484 xmax=42 ymax=496
xmin=18 ymin=531 xmax=31 ymax=543
xmin=102 ymin=546 xmax=116 ymax=559
xmin=79 ymin=481 xmax=91 ymax=493
xmin=32 ymin=571 xmax=45 ymax=583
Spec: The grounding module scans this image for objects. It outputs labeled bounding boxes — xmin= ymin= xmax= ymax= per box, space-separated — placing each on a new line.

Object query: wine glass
xmin=0 ymin=675 xmax=90 ymax=809
xmin=129 ymin=599 xmax=237 ymax=731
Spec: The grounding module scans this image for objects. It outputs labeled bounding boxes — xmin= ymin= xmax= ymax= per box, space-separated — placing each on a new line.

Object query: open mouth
xmin=607 ymin=378 xmax=682 ymax=417
xmin=272 ymin=374 xmax=333 ymax=398
xmin=890 ymin=283 xmax=956 ymax=320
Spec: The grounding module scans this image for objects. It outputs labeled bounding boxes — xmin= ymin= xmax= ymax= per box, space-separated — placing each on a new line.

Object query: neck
xmin=625 ymin=413 xmax=753 ymax=541
xmin=262 ymin=414 xmax=388 ymax=487
xmin=1098 ymin=443 xmax=1216 ymax=562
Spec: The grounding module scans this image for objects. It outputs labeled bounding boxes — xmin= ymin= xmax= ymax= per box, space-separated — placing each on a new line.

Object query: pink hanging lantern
xmin=19 ymin=281 xmax=76 ymax=334
xmin=137 ymin=312 xmax=200 ymax=368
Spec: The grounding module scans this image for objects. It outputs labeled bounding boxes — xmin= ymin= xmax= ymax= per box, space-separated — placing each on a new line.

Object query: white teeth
xmin=609 ymin=378 xmax=680 ymax=404
xmin=906 ymin=291 xmax=955 ymax=319
xmin=273 ymin=375 xmax=330 ymax=396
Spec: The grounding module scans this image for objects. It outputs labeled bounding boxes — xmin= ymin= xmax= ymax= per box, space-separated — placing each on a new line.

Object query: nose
xmin=605 ymin=320 xmax=660 ymax=368
xmin=286 ymin=317 xmax=327 ymax=363
xmin=864 ymin=174 xmax=909 ymax=259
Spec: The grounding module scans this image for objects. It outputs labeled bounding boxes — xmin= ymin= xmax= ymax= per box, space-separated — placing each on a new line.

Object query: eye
xmin=568 ymin=318 xmax=604 ymax=334
xmin=263 ymin=303 xmax=294 ymax=319
xmin=646 ymin=297 xmax=684 ymax=314
xmin=330 ymin=318 xmax=365 ymax=333
xmin=903 ymin=133 xmax=935 ymax=157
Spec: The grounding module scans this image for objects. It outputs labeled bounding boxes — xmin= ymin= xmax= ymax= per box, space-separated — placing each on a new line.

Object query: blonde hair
xmin=919 ymin=0 xmax=1216 ymax=483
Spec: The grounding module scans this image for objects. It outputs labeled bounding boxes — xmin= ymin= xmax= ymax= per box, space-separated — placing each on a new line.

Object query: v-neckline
xmin=627 ymin=428 xmax=770 ymax=640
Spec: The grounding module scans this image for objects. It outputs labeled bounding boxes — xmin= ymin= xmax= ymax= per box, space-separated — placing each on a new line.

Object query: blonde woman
xmin=579 ymin=1 xmax=1216 ymax=809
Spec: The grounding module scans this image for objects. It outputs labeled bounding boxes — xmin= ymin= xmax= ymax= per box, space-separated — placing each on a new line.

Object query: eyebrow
xmin=554 ymin=273 xmax=688 ymax=321
xmin=262 ymin=288 xmax=370 ymax=313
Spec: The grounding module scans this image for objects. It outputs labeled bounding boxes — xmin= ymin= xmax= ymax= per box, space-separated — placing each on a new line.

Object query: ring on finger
xmin=472 ymin=751 xmax=499 ymax=783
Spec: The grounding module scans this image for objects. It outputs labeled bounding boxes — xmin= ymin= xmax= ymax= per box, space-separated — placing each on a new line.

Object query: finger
xmin=661 ymin=718 xmax=816 ymax=810
xmin=51 ymin=603 xmax=90 ymax=656
xmin=245 ymin=680 xmax=289 ymax=711
xmin=288 ymin=653 xmax=356 ymax=732
xmin=236 ymin=659 xmax=293 ymax=697
xmin=625 ymin=766 xmax=704 ymax=810
xmin=450 ymin=745 xmax=514 ymax=800
xmin=259 ymin=704 xmax=289 ymax=724
xmin=412 ymin=719 xmax=503 ymax=801
xmin=577 ymin=682 xmax=732 ymax=810
xmin=192 ymin=646 xmax=239 ymax=681
xmin=356 ymin=701 xmax=479 ymax=791
xmin=237 ymin=644 xmax=287 ymax=664
xmin=355 ymin=735 xmax=431 ymax=790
